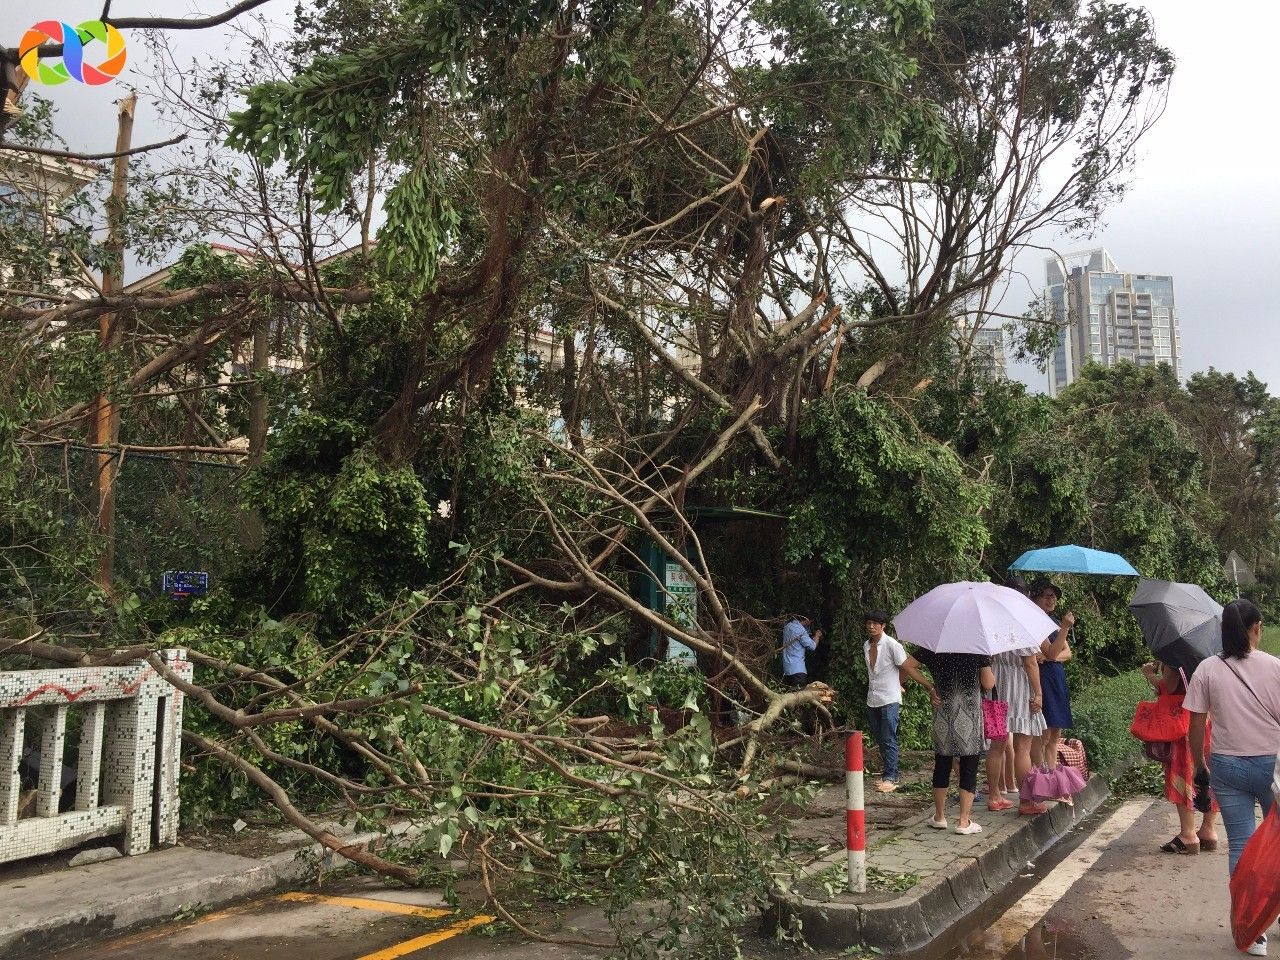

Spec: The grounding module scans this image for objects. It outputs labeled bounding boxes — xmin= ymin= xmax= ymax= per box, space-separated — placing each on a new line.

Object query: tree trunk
xmin=92 ymin=92 xmax=136 ymax=596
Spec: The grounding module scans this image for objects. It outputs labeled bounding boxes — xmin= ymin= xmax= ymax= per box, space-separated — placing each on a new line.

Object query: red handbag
xmin=1130 ymin=692 xmax=1189 ymax=744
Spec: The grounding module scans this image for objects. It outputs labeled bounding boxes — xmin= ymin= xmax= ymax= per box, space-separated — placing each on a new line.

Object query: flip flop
xmin=1160 ymin=836 xmax=1199 ymax=854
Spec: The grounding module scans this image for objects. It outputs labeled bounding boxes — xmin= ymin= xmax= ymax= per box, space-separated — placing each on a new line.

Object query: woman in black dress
xmin=907 ymin=647 xmax=997 ymax=835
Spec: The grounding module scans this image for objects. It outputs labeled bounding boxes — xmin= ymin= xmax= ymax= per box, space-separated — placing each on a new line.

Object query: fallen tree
xmin=0 ymin=0 xmax=1178 ymax=955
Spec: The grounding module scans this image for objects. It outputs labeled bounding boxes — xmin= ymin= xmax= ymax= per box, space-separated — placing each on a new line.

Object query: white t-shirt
xmin=864 ymin=634 xmax=907 ymax=708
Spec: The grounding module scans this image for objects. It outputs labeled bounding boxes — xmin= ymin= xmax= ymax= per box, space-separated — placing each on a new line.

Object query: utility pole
xmin=93 ymin=91 xmax=136 ymax=595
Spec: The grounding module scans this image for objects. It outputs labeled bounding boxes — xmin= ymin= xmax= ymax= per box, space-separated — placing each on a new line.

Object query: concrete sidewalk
xmin=772 ymin=773 xmax=1111 ymax=953
xmin=0 ymin=822 xmax=417 ymax=958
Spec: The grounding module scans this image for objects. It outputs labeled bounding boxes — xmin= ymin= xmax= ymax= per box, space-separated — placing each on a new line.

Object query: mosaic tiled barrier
xmin=0 ymin=649 xmax=191 ymax=864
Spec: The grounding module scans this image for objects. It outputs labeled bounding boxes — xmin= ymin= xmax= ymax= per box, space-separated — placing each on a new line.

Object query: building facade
xmin=1045 ymin=248 xmax=1182 ymax=396
xmin=972 ymin=325 xmax=1009 ymax=380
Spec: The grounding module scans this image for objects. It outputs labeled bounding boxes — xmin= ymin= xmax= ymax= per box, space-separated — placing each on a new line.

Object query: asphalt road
xmin=43 ymin=886 xmax=498 ymax=960
xmin=939 ymin=797 xmax=1260 ymax=960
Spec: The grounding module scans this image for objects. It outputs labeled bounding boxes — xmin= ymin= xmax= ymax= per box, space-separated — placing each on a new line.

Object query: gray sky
xmin=6 ymin=0 xmax=1279 ymax=391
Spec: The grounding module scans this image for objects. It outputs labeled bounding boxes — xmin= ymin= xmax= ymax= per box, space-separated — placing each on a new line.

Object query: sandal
xmin=1199 ymin=837 xmax=1219 ymax=851
xmin=1160 ymin=836 xmax=1200 ymax=854
xmin=987 ymin=797 xmax=1014 ymax=812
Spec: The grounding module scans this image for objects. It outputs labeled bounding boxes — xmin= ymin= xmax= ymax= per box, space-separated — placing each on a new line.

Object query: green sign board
xmin=663 ymin=563 xmax=697 ymax=666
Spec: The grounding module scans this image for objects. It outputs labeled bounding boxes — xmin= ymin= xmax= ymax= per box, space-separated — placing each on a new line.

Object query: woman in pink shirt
xmin=1186 ymin=599 xmax=1280 ymax=958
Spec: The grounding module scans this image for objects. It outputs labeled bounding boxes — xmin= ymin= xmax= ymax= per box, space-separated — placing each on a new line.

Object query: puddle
xmin=947 ymin=919 xmax=1099 ymax=960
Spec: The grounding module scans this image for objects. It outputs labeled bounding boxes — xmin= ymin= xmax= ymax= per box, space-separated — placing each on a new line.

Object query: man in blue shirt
xmin=782 ymin=615 xmax=823 ymax=688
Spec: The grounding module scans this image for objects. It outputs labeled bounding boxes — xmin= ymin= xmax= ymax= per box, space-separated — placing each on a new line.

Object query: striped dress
xmin=993 ymin=649 xmax=1047 ymax=736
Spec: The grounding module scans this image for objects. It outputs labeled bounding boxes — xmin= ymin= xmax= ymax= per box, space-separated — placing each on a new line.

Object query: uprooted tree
xmin=1 ymin=0 xmax=1183 ymax=954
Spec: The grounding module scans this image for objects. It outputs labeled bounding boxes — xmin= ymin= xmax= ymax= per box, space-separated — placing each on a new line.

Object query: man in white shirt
xmin=864 ymin=610 xmax=909 ymax=792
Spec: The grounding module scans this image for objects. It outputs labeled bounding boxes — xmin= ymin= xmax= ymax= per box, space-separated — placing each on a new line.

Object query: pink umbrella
xmin=1050 ymin=764 xmax=1087 ymax=796
xmin=1021 ymin=765 xmax=1061 ymax=803
xmin=894 ymin=582 xmax=1060 ymax=656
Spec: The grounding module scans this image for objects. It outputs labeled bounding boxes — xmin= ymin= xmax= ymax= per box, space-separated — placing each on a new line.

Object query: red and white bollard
xmin=846 ymin=732 xmax=866 ymax=893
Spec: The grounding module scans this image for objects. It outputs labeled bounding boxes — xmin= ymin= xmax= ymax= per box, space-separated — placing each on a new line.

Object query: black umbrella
xmin=1128 ymin=579 xmax=1223 ymax=675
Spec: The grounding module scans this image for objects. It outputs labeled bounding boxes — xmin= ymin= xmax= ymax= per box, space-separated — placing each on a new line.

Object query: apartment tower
xmin=1045 ymin=248 xmax=1182 ymax=396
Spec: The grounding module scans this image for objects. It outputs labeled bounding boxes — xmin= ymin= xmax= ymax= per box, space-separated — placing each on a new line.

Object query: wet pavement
xmin=44 ymin=883 xmax=498 ymax=960
xmin=936 ymin=797 xmax=1247 ymax=960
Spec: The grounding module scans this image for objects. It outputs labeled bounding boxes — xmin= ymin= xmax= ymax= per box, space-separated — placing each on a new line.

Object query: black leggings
xmin=933 ymin=754 xmax=980 ymax=794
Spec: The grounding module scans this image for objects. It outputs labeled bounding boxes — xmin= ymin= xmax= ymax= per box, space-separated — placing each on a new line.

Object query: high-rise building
xmin=1045 ymin=248 xmax=1182 ymax=396
xmin=971 ymin=325 xmax=1009 ymax=380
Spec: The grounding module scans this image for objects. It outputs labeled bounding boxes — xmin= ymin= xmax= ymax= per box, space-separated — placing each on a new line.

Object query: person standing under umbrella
xmin=1030 ymin=579 xmax=1076 ymax=798
xmin=1140 ymin=659 xmax=1219 ymax=853
xmin=988 ymin=576 xmax=1046 ymax=814
xmin=895 ymin=581 xmax=1059 ymax=832
xmin=906 ymin=646 xmax=996 ymax=835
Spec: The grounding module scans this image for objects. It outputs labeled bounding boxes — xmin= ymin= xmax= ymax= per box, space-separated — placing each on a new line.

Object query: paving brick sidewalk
xmin=774 ymin=757 xmax=1111 ymax=953
xmin=791 ymin=783 xmax=1031 ymax=889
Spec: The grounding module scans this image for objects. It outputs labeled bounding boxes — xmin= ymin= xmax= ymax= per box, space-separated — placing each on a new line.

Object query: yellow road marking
xmin=353 ymin=914 xmax=496 ymax=960
xmin=276 ymin=891 xmax=451 ymax=919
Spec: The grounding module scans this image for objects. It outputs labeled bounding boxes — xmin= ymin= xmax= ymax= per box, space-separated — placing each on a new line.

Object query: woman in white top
xmin=986 ymin=577 xmax=1047 ymax=814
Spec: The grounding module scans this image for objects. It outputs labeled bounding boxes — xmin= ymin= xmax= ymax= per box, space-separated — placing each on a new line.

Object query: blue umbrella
xmin=1009 ymin=545 xmax=1139 ymax=576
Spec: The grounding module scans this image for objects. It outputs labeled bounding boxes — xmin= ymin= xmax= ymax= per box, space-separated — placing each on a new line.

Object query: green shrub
xmin=1070 ymin=670 xmax=1149 ymax=773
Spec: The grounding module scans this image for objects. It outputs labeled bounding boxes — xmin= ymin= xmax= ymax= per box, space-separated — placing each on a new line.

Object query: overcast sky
xmin=6 ymin=0 xmax=1278 ymax=392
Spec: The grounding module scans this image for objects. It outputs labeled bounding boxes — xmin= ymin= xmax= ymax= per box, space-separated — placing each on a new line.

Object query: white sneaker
xmin=1248 ymin=935 xmax=1267 ymax=957
xmin=955 ymin=822 xmax=983 ymax=836
xmin=928 ymin=817 xmax=948 ymax=830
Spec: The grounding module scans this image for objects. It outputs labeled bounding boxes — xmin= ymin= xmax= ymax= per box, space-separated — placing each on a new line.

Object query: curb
xmin=0 ymin=825 xmax=421 ymax=958
xmin=770 ymin=773 xmax=1110 ymax=953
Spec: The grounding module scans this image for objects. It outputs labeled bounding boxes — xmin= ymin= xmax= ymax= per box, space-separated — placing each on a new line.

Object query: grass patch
xmin=807 ymin=861 xmax=922 ymax=897
xmin=1262 ymin=629 xmax=1280 ymax=657
xmin=1111 ymin=759 xmax=1165 ymax=799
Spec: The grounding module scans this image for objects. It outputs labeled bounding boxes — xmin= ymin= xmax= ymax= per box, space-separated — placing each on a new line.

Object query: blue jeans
xmin=868 ymin=702 xmax=901 ymax=782
xmin=1210 ymin=753 xmax=1275 ymax=875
